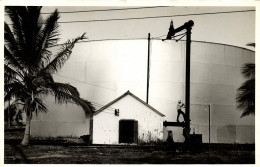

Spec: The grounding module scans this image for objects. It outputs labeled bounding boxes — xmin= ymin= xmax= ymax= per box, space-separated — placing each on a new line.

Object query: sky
xmin=36 ymin=6 xmax=256 ymax=50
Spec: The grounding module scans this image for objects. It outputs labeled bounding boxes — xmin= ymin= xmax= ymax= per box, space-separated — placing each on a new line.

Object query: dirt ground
xmin=4 ymin=130 xmax=255 ymax=164
xmin=4 ymin=144 xmax=255 ymax=164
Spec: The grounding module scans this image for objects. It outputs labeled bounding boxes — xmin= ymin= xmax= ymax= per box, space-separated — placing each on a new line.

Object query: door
xmin=119 ymin=120 xmax=138 ymax=144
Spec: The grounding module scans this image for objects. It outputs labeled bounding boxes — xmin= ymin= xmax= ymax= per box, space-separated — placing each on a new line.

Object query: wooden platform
xmin=163 ymin=121 xmax=186 ymax=127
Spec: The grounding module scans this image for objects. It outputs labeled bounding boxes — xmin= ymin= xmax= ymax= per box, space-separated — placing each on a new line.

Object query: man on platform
xmin=177 ymin=100 xmax=186 ymax=122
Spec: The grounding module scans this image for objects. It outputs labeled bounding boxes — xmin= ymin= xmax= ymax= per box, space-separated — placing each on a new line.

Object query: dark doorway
xmin=119 ymin=120 xmax=138 ymax=144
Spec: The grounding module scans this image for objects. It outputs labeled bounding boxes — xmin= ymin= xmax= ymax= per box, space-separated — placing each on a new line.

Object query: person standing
xmin=177 ymin=100 xmax=186 ymax=122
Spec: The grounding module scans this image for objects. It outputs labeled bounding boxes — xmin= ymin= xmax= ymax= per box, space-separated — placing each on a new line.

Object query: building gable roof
xmin=94 ymin=91 xmax=165 ymax=117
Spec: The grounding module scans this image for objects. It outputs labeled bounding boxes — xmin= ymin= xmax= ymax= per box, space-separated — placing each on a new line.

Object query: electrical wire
xmin=92 ymin=103 xmax=109 ymax=109
xmin=53 ymin=74 xmax=116 ymax=91
xmin=41 ymin=6 xmax=172 ymax=14
xmin=91 ymin=103 xmax=107 ymax=108
xmin=160 ymin=32 xmax=187 ymax=40
xmin=53 ymin=75 xmax=119 ymax=110
xmin=93 ymin=106 xmax=115 ymax=112
xmin=54 ymin=9 xmax=255 ymax=24
xmin=173 ymin=32 xmax=187 ymax=39
xmin=176 ymin=34 xmax=186 ymax=42
xmin=47 ymin=74 xmax=118 ymax=110
xmin=45 ymin=37 xmax=145 ymax=47
xmin=152 ymin=38 xmax=164 ymax=40
xmin=153 ymin=34 xmax=167 ymax=39
xmin=78 ymin=38 xmax=146 ymax=43
xmin=48 ymin=34 xmax=185 ymax=48
xmin=92 ymin=103 xmax=117 ymax=110
xmin=103 ymin=111 xmax=115 ymax=115
xmin=47 ymin=37 xmax=147 ymax=48
xmin=6 ymin=9 xmax=254 ymax=30
xmin=91 ymin=101 xmax=117 ymax=110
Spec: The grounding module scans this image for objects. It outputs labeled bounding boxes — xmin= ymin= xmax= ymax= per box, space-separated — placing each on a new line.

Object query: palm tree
xmin=236 ymin=43 xmax=255 ymax=118
xmin=4 ymin=6 xmax=93 ymax=145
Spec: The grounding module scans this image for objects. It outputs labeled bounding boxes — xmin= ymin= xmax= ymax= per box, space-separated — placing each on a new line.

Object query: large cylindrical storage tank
xmin=32 ymin=39 xmax=254 ymax=144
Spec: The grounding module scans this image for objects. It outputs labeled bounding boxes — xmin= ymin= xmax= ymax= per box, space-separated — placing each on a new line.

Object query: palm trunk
xmin=89 ymin=115 xmax=93 ymax=144
xmin=21 ymin=112 xmax=31 ymax=145
xmin=8 ymin=100 xmax=11 ymax=128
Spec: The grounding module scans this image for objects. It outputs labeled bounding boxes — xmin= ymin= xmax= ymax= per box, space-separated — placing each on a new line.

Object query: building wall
xmin=34 ymin=40 xmax=254 ymax=143
xmin=31 ymin=96 xmax=91 ymax=138
xmin=92 ymin=95 xmax=164 ymax=144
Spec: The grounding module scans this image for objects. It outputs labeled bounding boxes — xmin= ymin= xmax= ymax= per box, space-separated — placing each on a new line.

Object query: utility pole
xmin=146 ymin=33 xmax=151 ymax=104
xmin=185 ymin=22 xmax=193 ymax=132
xmin=162 ymin=20 xmax=194 ymax=143
xmin=209 ymin=105 xmax=211 ymax=144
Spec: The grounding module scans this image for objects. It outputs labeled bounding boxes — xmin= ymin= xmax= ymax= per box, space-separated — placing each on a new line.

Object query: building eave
xmin=94 ymin=90 xmax=165 ymax=117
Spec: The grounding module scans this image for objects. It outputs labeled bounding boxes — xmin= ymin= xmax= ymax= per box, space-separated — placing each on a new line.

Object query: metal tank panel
xmin=32 ymin=40 xmax=254 ymax=144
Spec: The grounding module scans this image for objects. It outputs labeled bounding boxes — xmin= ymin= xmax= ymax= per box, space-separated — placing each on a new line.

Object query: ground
xmin=4 ymin=144 xmax=255 ymax=164
xmin=4 ymin=128 xmax=255 ymax=164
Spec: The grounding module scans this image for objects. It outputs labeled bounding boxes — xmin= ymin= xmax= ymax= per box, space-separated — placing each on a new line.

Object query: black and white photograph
xmin=3 ymin=1 xmax=257 ymax=164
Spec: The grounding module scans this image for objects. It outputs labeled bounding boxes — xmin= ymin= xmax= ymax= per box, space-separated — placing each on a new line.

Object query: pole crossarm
xmin=165 ymin=20 xmax=194 ymax=40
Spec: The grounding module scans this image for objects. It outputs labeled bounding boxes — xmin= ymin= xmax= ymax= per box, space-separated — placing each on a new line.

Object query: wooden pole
xmin=185 ymin=27 xmax=191 ymax=132
xmin=146 ymin=33 xmax=151 ymax=104
xmin=209 ymin=105 xmax=211 ymax=144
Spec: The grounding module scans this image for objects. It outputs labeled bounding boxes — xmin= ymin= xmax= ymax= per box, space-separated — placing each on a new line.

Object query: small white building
xmin=92 ymin=91 xmax=165 ymax=144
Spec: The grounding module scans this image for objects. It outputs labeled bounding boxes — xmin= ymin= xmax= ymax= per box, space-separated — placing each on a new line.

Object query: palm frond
xmin=5 ymin=6 xmax=90 ymax=120
xmin=246 ymin=43 xmax=255 ymax=47
xmin=240 ymin=105 xmax=255 ymax=118
xmin=241 ymin=63 xmax=255 ymax=79
xmin=236 ymin=79 xmax=254 ymax=103
xmin=4 ymin=22 xmax=20 ymax=53
xmin=81 ymin=98 xmax=96 ymax=115
xmin=21 ymin=7 xmax=43 ymax=68
xmin=41 ymin=9 xmax=60 ymax=47
xmin=4 ymin=82 xmax=28 ymax=100
xmin=236 ymin=78 xmax=255 ymax=117
xmin=48 ymin=82 xmax=80 ymax=98
xmin=4 ymin=64 xmax=23 ymax=83
xmin=34 ymin=9 xmax=60 ymax=68
xmin=4 ymin=22 xmax=25 ymax=69
xmin=5 ymin=7 xmax=26 ymax=50
xmin=4 ymin=46 xmax=24 ymax=72
xmin=32 ymin=98 xmax=48 ymax=116
xmin=5 ymin=6 xmax=45 ymax=70
xmin=42 ymin=33 xmax=86 ymax=74
xmin=31 ymin=72 xmax=54 ymax=90
xmin=48 ymin=87 xmax=91 ymax=114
